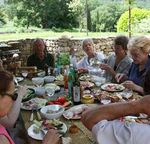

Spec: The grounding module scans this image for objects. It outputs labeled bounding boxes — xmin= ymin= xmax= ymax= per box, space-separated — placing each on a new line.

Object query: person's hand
xmin=42 ymin=129 xmax=61 ymax=144
xmin=122 ymin=80 xmax=136 ymax=90
xmin=100 ymin=64 xmax=113 ymax=72
xmin=139 ymin=95 xmax=150 ymax=116
xmin=115 ymin=73 xmax=127 ymax=83
xmin=17 ymin=85 xmax=28 ymax=99
xmin=78 ymin=68 xmax=88 ymax=74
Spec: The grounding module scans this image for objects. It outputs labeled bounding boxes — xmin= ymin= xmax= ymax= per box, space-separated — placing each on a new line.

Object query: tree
xmin=5 ymin=0 xmax=77 ymax=29
xmin=91 ymin=2 xmax=127 ymax=32
xmin=117 ymin=8 xmax=150 ymax=32
xmin=0 ymin=6 xmax=6 ymax=26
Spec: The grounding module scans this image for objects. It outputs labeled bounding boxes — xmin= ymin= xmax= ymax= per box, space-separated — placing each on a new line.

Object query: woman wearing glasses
xmin=0 ymin=71 xmax=61 ymax=144
xmin=115 ymin=36 xmax=150 ymax=95
xmin=100 ymin=35 xmax=132 ymax=82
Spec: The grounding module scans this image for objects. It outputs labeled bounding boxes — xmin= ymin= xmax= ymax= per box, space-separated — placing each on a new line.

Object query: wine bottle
xmin=72 ymin=69 xmax=81 ymax=105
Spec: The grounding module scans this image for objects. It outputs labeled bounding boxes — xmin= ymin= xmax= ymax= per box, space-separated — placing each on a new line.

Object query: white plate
xmin=21 ymin=98 xmax=47 ymax=110
xmin=116 ymin=89 xmax=133 ymax=99
xmin=63 ymin=104 xmax=97 ymax=120
xmin=101 ymin=83 xmax=125 ymax=92
xmin=15 ymin=77 xmax=24 ymax=82
xmin=37 ymin=71 xmax=45 ymax=77
xmin=28 ymin=122 xmax=67 ymax=140
xmin=44 ymin=83 xmax=60 ymax=92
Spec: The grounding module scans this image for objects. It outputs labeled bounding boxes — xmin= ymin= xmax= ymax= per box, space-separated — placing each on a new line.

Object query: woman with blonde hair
xmin=116 ymin=36 xmax=150 ymax=94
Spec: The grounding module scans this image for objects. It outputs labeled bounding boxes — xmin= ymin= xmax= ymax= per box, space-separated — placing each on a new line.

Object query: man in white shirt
xmin=81 ymin=95 xmax=150 ymax=144
xmin=76 ymin=38 xmax=105 ymax=75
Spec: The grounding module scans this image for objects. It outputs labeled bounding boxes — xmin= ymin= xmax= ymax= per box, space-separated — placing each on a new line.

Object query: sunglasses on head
xmin=1 ymin=93 xmax=18 ymax=101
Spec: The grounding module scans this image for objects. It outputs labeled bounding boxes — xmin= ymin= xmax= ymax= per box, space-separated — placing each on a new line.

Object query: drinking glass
xmin=89 ymin=58 xmax=101 ymax=68
xmin=22 ymin=70 xmax=28 ymax=78
xmin=32 ymin=77 xmax=44 ymax=87
xmin=46 ymin=87 xmax=55 ymax=97
xmin=101 ymin=96 xmax=111 ymax=105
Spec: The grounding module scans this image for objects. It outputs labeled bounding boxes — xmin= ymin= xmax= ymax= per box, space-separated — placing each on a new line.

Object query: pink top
xmin=0 ymin=124 xmax=15 ymax=144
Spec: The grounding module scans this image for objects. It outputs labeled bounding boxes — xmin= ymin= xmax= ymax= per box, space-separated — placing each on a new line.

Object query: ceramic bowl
xmin=40 ymin=105 xmax=65 ymax=119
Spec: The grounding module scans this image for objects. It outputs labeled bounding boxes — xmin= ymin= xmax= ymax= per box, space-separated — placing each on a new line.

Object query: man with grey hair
xmin=77 ymin=38 xmax=105 ymax=75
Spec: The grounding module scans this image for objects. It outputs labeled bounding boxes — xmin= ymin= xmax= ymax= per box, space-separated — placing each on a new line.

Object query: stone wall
xmin=0 ymin=37 xmax=114 ymax=66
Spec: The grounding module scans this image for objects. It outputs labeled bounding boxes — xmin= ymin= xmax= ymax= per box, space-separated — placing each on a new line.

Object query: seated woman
xmin=0 ymin=71 xmax=61 ymax=144
xmin=27 ymin=38 xmax=54 ymax=70
xmin=116 ymin=36 xmax=150 ymax=94
xmin=100 ymin=35 xmax=132 ymax=82
xmin=143 ymin=67 xmax=150 ymax=95
xmin=77 ymin=38 xmax=105 ymax=75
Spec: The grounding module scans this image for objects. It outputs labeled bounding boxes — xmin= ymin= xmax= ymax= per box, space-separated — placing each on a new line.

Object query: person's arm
xmin=0 ymin=86 xmax=28 ymax=128
xmin=42 ymin=129 xmax=61 ymax=144
xmin=100 ymin=64 xmax=116 ymax=77
xmin=81 ymin=99 xmax=142 ymax=131
xmin=0 ymin=135 xmax=10 ymax=144
xmin=122 ymin=80 xmax=144 ymax=94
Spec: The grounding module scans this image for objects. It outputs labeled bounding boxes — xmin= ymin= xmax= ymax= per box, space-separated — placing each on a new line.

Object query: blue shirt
xmin=128 ymin=56 xmax=150 ymax=87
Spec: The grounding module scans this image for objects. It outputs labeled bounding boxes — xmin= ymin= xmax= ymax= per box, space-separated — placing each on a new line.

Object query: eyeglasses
xmin=0 ymin=93 xmax=18 ymax=101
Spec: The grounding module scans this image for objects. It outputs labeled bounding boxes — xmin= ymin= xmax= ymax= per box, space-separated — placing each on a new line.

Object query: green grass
xmin=0 ymin=23 xmax=149 ymax=41
xmin=0 ymin=31 xmax=121 ymax=41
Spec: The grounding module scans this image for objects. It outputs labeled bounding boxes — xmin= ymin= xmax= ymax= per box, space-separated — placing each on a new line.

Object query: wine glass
xmin=45 ymin=87 xmax=55 ymax=97
xmin=89 ymin=58 xmax=101 ymax=68
xmin=32 ymin=77 xmax=44 ymax=87
xmin=21 ymin=70 xmax=28 ymax=78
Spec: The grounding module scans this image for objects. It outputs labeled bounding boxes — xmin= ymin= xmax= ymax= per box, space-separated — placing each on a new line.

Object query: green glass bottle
xmin=73 ymin=69 xmax=81 ymax=105
xmin=68 ymin=64 xmax=75 ymax=101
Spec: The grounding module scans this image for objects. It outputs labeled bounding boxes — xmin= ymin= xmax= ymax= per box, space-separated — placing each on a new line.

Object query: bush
xmin=59 ymin=53 xmax=70 ymax=66
xmin=117 ymin=8 xmax=150 ymax=32
xmin=133 ymin=16 xmax=150 ymax=33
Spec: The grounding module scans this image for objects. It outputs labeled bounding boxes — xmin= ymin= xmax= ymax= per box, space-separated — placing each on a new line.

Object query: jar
xmin=81 ymin=95 xmax=94 ymax=104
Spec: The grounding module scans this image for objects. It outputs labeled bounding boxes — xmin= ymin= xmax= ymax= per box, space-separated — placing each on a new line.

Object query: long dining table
xmin=20 ymin=76 xmax=142 ymax=144
xmin=20 ymin=78 xmax=96 ymax=144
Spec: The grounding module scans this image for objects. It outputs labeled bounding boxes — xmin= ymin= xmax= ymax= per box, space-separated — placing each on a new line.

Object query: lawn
xmin=0 ymin=24 xmax=149 ymax=41
xmin=0 ymin=31 xmax=126 ymax=41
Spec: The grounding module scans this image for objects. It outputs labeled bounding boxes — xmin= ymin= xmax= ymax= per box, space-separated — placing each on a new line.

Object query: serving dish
xmin=101 ymin=83 xmax=125 ymax=92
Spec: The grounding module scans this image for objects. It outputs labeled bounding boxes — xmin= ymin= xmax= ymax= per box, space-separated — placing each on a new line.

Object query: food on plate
xmin=21 ymin=98 xmax=47 ymax=110
xmin=46 ymin=96 xmax=72 ymax=107
xmin=110 ymin=95 xmax=120 ymax=103
xmin=116 ymin=89 xmax=133 ymax=99
xmin=101 ymin=83 xmax=125 ymax=92
xmin=22 ymin=88 xmax=35 ymax=102
xmin=92 ymin=88 xmax=101 ymax=96
xmin=80 ymin=81 xmax=94 ymax=88
xmin=55 ymin=74 xmax=64 ymax=81
xmin=69 ymin=124 xmax=79 ymax=134
xmin=33 ymin=119 xmax=65 ymax=135
xmin=44 ymin=83 xmax=60 ymax=92
xmin=79 ymin=74 xmax=91 ymax=81
xmin=46 ymin=106 xmax=63 ymax=114
xmin=63 ymin=105 xmax=88 ymax=119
